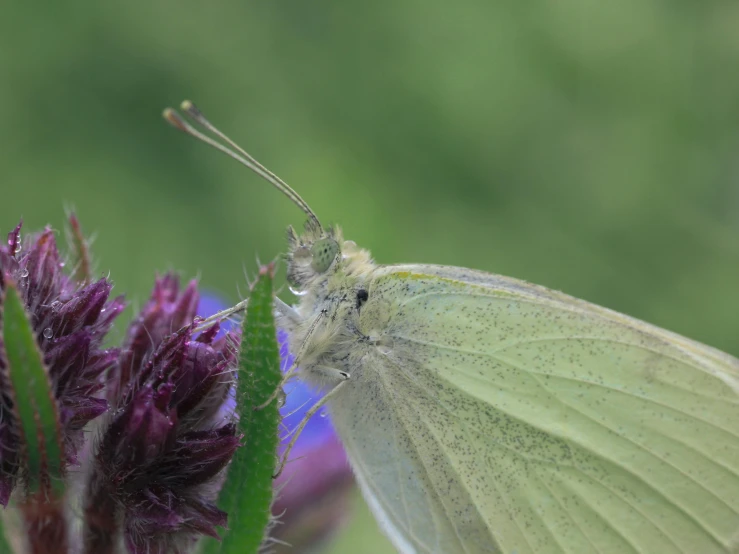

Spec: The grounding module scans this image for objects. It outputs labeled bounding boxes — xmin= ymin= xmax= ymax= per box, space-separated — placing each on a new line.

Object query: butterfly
xmin=165 ymin=101 xmax=739 ymax=554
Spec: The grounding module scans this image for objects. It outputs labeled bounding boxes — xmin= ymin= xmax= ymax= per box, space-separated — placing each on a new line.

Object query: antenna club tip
xmin=162 ymin=99 xmax=318 ymax=223
xmin=162 ymin=108 xmax=187 ymax=132
xmin=181 ymin=100 xmax=203 ymax=120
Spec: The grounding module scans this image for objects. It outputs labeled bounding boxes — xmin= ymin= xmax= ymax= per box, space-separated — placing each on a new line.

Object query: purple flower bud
xmin=0 ymin=220 xmax=124 ymax=505
xmin=84 ymin=277 xmax=240 ymax=554
xmin=108 ymin=275 xmax=199 ymax=405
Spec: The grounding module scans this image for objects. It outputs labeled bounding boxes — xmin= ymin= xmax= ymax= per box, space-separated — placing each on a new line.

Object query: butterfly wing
xmin=328 ymin=264 xmax=739 ymax=554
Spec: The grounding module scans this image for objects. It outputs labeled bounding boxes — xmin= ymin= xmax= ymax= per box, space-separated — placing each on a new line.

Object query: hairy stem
xmin=21 ymin=496 xmax=68 ymax=554
xmin=82 ymin=476 xmax=118 ymax=554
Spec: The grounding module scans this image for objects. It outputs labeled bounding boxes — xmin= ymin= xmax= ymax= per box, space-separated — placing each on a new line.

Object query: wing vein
xmin=395 ymin=334 xmax=739 ymax=439
xmin=535 ymin=474 xmax=607 ymax=554
xmin=388 ymin=403 xmax=423 ymax=550
xmin=519 ymin=361 xmax=737 ymax=542
xmin=378 ymin=365 xmax=476 ymax=554
xmin=335 ymin=412 xmax=435 ymax=553
xmin=556 ymin=467 xmax=692 ymax=554
xmin=388 ymin=341 xmax=733 ymax=549
xmin=382 ymin=356 xmax=557 ymax=554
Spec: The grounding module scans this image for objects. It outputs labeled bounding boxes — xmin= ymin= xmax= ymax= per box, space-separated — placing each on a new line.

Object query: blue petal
xmin=199 ymin=292 xmax=338 ymax=452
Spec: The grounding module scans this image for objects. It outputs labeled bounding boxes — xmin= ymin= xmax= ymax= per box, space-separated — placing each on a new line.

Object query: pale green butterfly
xmin=164 ymin=102 xmax=739 ymax=554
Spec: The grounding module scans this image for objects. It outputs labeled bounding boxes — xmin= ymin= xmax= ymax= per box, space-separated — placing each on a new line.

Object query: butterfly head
xmin=285 ymin=219 xmax=374 ymax=292
xmin=285 ymin=220 xmax=341 ymax=289
xmin=162 ymin=101 xmax=373 ymax=289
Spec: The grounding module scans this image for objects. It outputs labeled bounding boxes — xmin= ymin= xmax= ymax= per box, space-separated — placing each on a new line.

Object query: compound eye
xmin=310 ymin=238 xmax=339 ymax=273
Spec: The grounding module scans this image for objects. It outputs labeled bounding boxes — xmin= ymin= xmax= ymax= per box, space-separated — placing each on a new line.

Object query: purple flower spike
xmin=84 ymin=277 xmax=240 ymax=554
xmin=0 ymin=220 xmax=124 ymax=504
xmin=110 ymin=275 xmax=199 ymax=405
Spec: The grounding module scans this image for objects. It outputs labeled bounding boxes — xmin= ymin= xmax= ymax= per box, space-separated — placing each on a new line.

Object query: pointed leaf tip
xmin=258 ymin=263 xmax=276 ymax=277
xmin=204 ymin=269 xmax=281 ymax=554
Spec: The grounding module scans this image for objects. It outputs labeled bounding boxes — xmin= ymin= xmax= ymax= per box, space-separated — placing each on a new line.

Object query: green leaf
xmin=204 ymin=265 xmax=282 ymax=554
xmin=1 ymin=282 xmax=65 ymax=498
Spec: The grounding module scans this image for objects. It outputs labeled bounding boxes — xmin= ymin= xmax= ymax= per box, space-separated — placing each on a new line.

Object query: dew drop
xmin=43 ymin=327 xmax=53 ymax=339
xmin=50 ymin=300 xmax=62 ymax=312
xmin=19 ymin=269 xmax=29 ymax=278
xmin=292 ymin=246 xmax=313 ymax=266
xmin=100 ymin=307 xmax=106 ymax=313
xmin=14 ymin=243 xmax=21 ymax=254
xmin=288 ymin=285 xmax=307 ymax=297
xmin=342 ymin=240 xmax=358 ymax=259
xmin=276 ymin=389 xmax=287 ymax=408
xmin=320 ymin=408 xmax=328 ymax=418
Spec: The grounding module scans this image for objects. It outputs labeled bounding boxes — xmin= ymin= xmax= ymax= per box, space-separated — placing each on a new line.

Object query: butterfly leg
xmin=193 ymin=297 xmax=249 ymax=332
xmin=273 ymin=379 xmax=348 ymax=479
xmin=193 ymin=295 xmax=300 ymax=335
xmin=313 ymin=365 xmax=351 ymax=380
xmin=274 ymin=297 xmax=301 ymax=324
xmin=257 ymin=308 xmax=329 ymax=410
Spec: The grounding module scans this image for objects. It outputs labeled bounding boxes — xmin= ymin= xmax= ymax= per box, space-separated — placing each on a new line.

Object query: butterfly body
xmin=163 ymin=102 xmax=739 ymax=554
xmin=280 ymin=224 xmax=739 ymax=554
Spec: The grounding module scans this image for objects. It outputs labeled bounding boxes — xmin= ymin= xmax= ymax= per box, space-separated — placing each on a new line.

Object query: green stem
xmin=203 ymin=265 xmax=282 ymax=554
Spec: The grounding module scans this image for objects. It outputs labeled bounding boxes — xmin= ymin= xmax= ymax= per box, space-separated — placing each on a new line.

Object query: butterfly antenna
xmin=163 ymin=101 xmax=322 ymax=229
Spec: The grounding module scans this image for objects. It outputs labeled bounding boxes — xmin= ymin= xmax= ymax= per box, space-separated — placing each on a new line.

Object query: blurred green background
xmin=2 ymin=2 xmax=739 ymax=553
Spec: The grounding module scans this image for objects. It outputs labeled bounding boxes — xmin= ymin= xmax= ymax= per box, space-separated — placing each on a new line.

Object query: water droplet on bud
xmin=276 ymin=389 xmax=287 ymax=408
